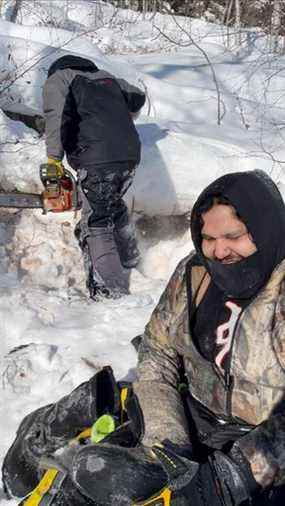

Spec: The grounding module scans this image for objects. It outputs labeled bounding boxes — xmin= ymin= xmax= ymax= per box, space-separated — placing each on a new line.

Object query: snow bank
xmin=1 ymin=4 xmax=285 ymax=503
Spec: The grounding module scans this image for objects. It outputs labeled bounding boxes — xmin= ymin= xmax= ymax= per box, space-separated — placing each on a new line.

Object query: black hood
xmin=190 ymin=170 xmax=285 ymax=298
xmin=48 ymin=55 xmax=98 ymax=78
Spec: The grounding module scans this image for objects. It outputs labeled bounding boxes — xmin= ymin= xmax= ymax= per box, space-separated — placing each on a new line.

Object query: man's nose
xmin=214 ymin=238 xmax=230 ymax=260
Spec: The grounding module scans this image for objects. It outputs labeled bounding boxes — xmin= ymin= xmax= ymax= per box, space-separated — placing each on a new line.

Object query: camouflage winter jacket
xmin=134 ymin=253 xmax=285 ymax=489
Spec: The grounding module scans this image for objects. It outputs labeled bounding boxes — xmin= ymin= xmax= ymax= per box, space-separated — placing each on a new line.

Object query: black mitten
xmin=132 ymin=442 xmax=259 ymax=506
xmin=163 ymin=444 xmax=259 ymax=506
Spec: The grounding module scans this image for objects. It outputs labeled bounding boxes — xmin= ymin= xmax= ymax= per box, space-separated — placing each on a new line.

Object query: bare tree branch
xmin=154 ymin=9 xmax=223 ymax=125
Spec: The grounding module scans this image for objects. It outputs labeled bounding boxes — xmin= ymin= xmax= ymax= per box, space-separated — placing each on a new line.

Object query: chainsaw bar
xmin=0 ymin=192 xmax=43 ymax=209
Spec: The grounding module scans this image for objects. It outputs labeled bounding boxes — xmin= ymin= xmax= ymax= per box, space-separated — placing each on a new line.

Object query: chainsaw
xmin=0 ymin=164 xmax=80 ymax=213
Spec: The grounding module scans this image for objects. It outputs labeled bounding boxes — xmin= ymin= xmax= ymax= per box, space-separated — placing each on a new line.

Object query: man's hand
xmin=46 ymin=157 xmax=65 ymax=178
xmin=40 ymin=158 xmax=65 ymax=189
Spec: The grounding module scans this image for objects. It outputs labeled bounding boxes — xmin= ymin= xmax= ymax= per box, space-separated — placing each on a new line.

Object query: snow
xmin=0 ymin=1 xmax=285 ymax=503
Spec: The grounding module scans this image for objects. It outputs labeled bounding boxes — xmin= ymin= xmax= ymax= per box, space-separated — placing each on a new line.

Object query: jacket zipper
xmin=224 ymin=307 xmax=245 ymax=419
xmin=225 ymin=371 xmax=234 ymax=417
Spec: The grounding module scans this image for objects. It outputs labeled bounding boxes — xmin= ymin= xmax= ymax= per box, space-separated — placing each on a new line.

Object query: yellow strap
xmin=75 ymin=427 xmax=92 ymax=440
xmin=134 ymin=487 xmax=172 ymax=506
xmin=120 ymin=386 xmax=129 ymax=423
xmin=22 ymin=469 xmax=59 ymax=506
xmin=23 ymin=427 xmax=92 ymax=505
xmin=120 ymin=387 xmax=128 ymax=411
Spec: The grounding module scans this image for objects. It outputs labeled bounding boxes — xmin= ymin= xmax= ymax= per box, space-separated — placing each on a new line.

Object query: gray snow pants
xmin=75 ymin=163 xmax=139 ymax=300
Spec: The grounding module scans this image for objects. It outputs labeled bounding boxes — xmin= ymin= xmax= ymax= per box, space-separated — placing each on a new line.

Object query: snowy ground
xmin=1 ymin=2 xmax=285 ymax=504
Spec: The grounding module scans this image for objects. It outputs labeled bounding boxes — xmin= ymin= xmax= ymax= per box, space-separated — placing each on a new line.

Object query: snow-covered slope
xmin=0 ymin=3 xmax=285 ymax=504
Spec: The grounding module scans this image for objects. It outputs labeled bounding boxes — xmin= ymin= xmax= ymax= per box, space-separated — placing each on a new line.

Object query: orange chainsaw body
xmin=42 ymin=178 xmax=75 ymax=213
xmin=40 ymin=164 xmax=79 ymax=213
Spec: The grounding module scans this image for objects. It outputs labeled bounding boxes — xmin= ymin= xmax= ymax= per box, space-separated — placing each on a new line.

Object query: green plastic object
xmin=91 ymin=414 xmax=116 ymax=443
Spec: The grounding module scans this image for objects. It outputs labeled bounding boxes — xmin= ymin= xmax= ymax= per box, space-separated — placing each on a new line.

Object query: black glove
xmin=144 ymin=442 xmax=260 ymax=506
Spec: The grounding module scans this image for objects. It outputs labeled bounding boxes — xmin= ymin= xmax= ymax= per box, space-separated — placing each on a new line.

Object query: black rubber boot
xmin=2 ymin=367 xmax=120 ymax=498
xmin=86 ymin=227 xmax=129 ymax=299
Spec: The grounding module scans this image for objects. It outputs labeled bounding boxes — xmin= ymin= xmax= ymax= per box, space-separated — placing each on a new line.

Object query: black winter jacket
xmin=43 ymin=56 xmax=146 ymax=168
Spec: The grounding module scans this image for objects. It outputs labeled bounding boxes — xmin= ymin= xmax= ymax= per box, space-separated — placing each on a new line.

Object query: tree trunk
xmin=270 ymin=0 xmax=281 ymax=52
xmin=235 ymin=0 xmax=241 ymax=45
xmin=10 ymin=0 xmax=22 ymax=22
xmin=225 ymin=0 xmax=234 ymax=25
xmin=224 ymin=0 xmax=234 ymax=48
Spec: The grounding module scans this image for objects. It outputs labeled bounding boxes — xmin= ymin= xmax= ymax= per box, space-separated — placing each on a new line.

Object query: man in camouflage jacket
xmin=3 ymin=170 xmax=285 ymax=505
xmin=50 ymin=169 xmax=285 ymax=506
xmin=131 ymin=169 xmax=285 ymax=505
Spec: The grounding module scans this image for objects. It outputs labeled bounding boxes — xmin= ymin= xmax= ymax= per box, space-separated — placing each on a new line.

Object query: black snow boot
xmin=85 ymin=227 xmax=130 ymax=299
xmin=2 ymin=366 xmax=120 ymax=499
